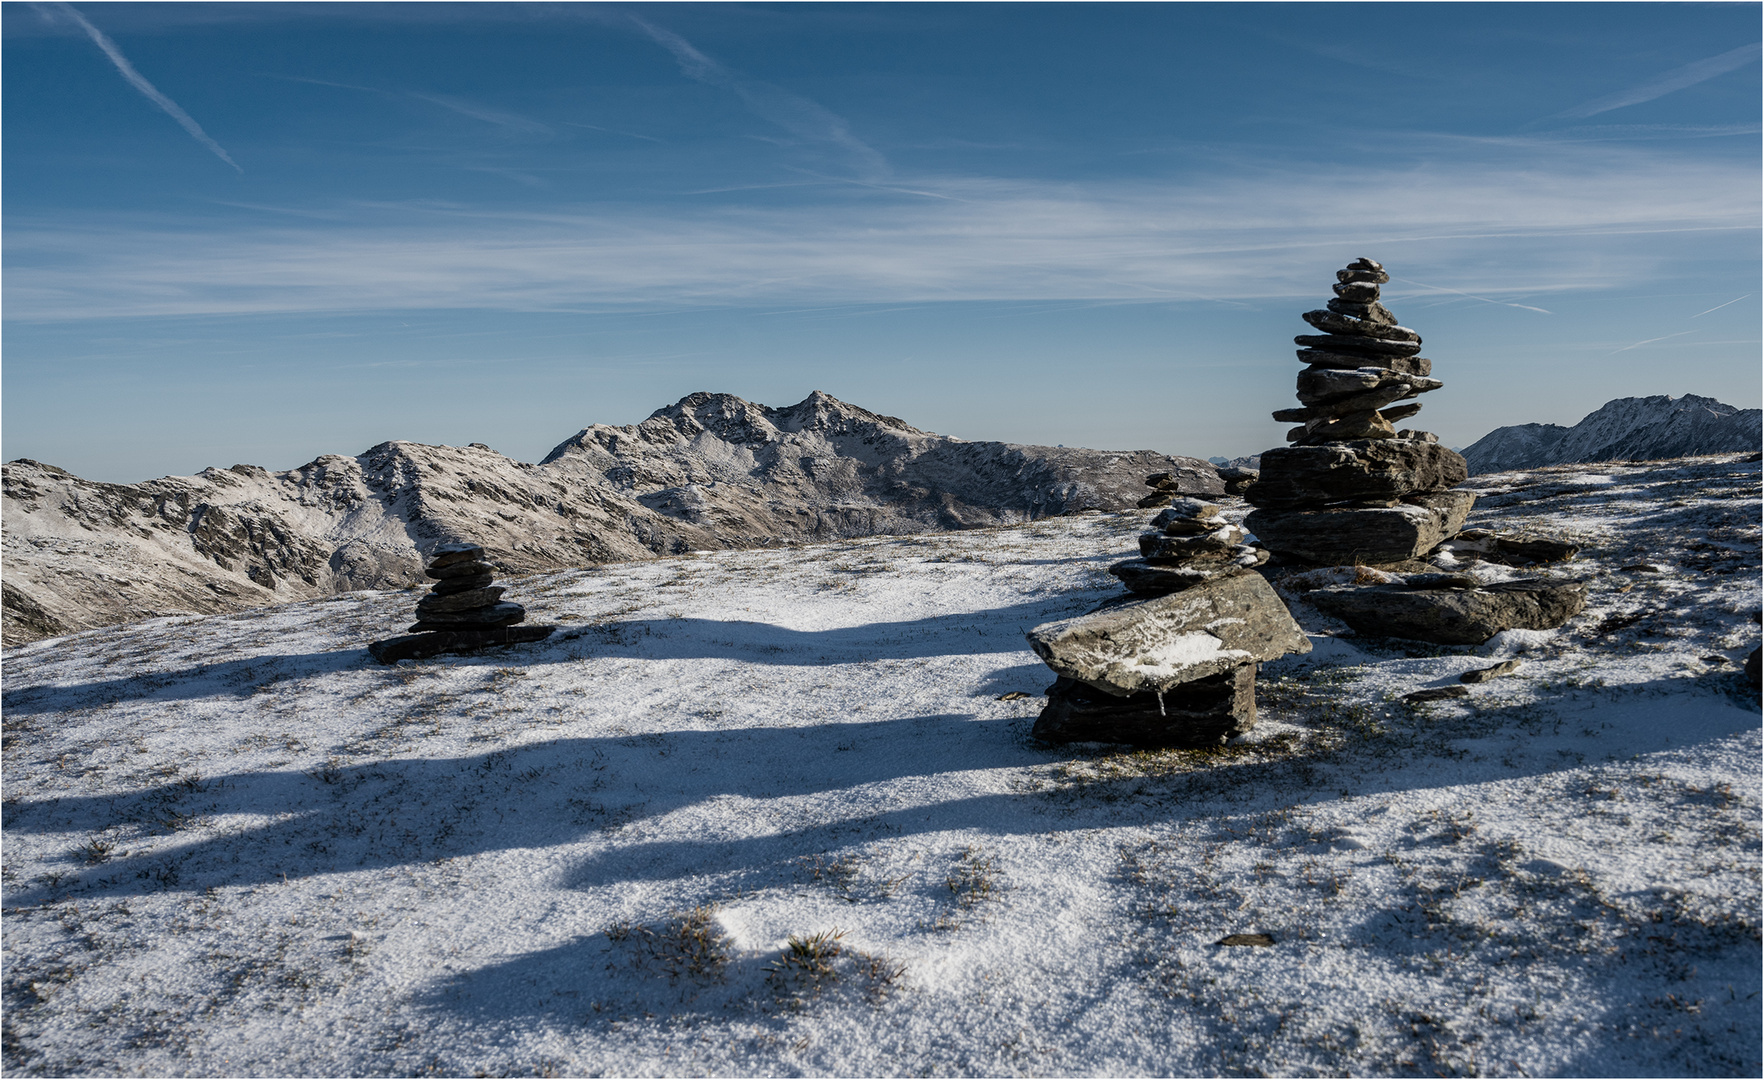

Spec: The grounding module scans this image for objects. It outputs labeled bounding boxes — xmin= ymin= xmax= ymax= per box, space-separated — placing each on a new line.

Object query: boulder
xmin=1245 ymin=441 xmax=1468 ymax=509
xmin=368 ymin=624 xmax=556 ymax=664
xmin=1026 ymin=571 xmax=1310 ymax=696
xmin=1308 ymin=579 xmax=1589 ymax=645
xmin=1031 ymin=666 xmax=1256 ymax=747
xmin=1245 ymin=491 xmax=1474 ymax=565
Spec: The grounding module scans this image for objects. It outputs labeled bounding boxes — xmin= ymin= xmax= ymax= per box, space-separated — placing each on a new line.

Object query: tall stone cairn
xmin=368 ymin=543 xmax=555 ymax=663
xmin=1243 ymin=258 xmax=1476 ymax=567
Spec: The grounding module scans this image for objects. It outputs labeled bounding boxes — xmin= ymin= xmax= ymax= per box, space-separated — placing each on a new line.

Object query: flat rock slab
xmin=1032 ymin=667 xmax=1255 ymax=748
xmin=1247 ymin=441 xmax=1468 ymax=510
xmin=1309 ymin=579 xmax=1588 ymax=645
xmin=1026 ymin=571 xmax=1310 ymax=696
xmin=1246 ymin=492 xmax=1474 ymax=565
xmin=368 ymin=625 xmax=557 ymax=664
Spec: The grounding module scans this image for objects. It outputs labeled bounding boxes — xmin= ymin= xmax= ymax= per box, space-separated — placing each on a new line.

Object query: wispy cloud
xmin=628 ymin=15 xmax=889 ymax=180
xmin=45 ymin=2 xmax=241 ymax=172
xmin=1608 ymin=329 xmax=1699 ymax=355
xmin=409 ymin=92 xmax=552 ymax=137
xmin=1542 ymin=42 xmax=1762 ymax=122
xmin=1389 ymin=276 xmax=1553 ymax=315
xmin=6 ymin=141 xmax=1757 ymax=320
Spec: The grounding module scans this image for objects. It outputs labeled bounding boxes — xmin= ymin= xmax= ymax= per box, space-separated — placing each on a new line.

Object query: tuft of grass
xmin=946 ymin=846 xmax=999 ymax=909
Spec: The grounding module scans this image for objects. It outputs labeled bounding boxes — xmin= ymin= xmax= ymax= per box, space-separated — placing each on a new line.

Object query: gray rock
xmin=429 ymin=570 xmax=496 ymax=595
xmin=1442 ymin=530 xmax=1580 ymax=566
xmin=1031 ymin=666 xmax=1256 ymax=747
xmin=427 ymin=559 xmax=497 ymax=581
xmin=1326 ymin=298 xmax=1395 ymax=323
xmin=1246 ymin=492 xmax=1474 ymax=565
xmin=368 ymin=624 xmax=556 ymax=664
xmin=1109 ymin=552 xmax=1266 ymax=596
xmin=1301 ymin=310 xmax=1421 ymax=343
xmin=1380 ymin=403 xmax=1422 ymax=423
xmin=1246 ymin=441 xmax=1469 ymax=509
xmin=1139 ymin=527 xmax=1248 ymax=561
xmin=1026 ymin=572 xmax=1311 ymax=696
xmin=1400 ymin=572 xmax=1479 ymax=590
xmin=416 ymin=586 xmax=507 ymax=613
xmin=1461 ymin=659 xmax=1522 ymax=683
xmin=1294 ymin=334 xmax=1423 ymax=358
xmin=427 ymin=544 xmax=486 ymax=570
xmin=1337 ymin=267 xmax=1390 ymax=285
xmin=1331 ymin=281 xmax=1381 ymax=302
xmin=1395 ymin=429 xmax=1439 ymax=443
xmin=1309 ymin=579 xmax=1589 ymax=645
xmin=1403 ymin=685 xmax=1469 ymax=703
xmin=407 ymin=601 xmax=527 ymax=631
xmin=1296 ymin=350 xmax=1432 ymax=377
xmin=1288 ymin=411 xmax=1397 ymax=445
xmin=1295 ymin=367 xmax=1440 ymax=405
xmin=1150 ymin=499 xmax=1222 ymax=525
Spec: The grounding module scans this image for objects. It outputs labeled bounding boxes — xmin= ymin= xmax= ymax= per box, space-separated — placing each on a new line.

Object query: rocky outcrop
xmin=1463 ymin=395 xmax=1761 ymax=474
xmin=3 ymin=391 xmax=1223 ymax=645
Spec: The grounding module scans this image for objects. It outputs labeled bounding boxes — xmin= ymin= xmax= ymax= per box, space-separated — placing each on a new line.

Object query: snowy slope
xmin=2 ymin=453 xmax=1758 ymax=1077
xmin=2 ymin=391 xmax=1220 ymax=646
xmin=1463 ymin=394 xmax=1760 ymax=474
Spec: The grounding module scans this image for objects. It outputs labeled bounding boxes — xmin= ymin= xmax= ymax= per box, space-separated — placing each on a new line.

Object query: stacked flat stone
xmin=1108 ymin=496 xmax=1270 ymax=598
xmin=368 ymin=543 xmax=555 ymax=663
xmin=1243 ymin=258 xmax=1476 ymax=567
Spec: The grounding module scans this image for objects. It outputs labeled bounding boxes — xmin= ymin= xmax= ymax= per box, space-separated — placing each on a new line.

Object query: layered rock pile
xmin=1243 ymin=258 xmax=1588 ymax=644
xmin=368 ymin=543 xmax=555 ymax=663
xmin=1108 ymin=497 xmax=1269 ymax=597
xmin=1244 ymin=258 xmax=1475 ymax=566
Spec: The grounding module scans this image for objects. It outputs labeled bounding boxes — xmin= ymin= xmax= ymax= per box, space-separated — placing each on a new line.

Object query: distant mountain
xmin=2 ymin=391 xmax=1222 ymax=645
xmin=1462 ymin=395 xmax=1760 ymax=475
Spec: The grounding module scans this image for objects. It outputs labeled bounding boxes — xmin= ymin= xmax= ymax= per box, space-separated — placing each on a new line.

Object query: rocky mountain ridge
xmin=1463 ymin=394 xmax=1759 ymax=474
xmin=2 ymin=391 xmax=1223 ymax=645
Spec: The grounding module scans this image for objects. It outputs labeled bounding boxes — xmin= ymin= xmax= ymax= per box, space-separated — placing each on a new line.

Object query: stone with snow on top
xmin=415 ymin=586 xmax=507 ymax=614
xmin=1325 ymin=298 xmax=1395 ymax=323
xmin=1300 ymin=310 xmax=1421 ymax=343
xmin=1294 ymin=333 xmax=1423 ymax=358
xmin=1139 ymin=527 xmax=1247 ymax=562
xmin=1309 ymin=578 xmax=1588 ymax=646
xmin=1026 ymin=571 xmax=1310 ymax=697
xmin=1032 ymin=667 xmax=1255 ymax=747
xmin=1295 ymin=349 xmax=1432 ymax=377
xmin=1151 ymin=499 xmax=1221 ymax=525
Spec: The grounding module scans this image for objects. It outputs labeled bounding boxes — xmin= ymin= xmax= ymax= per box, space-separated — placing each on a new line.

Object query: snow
xmin=3 ymin=454 xmax=1760 ymax=1077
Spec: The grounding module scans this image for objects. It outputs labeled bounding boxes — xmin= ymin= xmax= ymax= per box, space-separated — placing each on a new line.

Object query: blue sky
xmin=4 ymin=2 xmax=1759 ymax=483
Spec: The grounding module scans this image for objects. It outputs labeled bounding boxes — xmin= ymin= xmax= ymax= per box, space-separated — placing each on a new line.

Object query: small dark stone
xmin=1326 ymin=298 xmax=1396 ymax=323
xmin=1337 ymin=267 xmax=1390 ymax=285
xmin=1380 ymin=403 xmax=1422 ymax=423
xmin=1332 ymin=280 xmax=1381 ymax=302
xmin=416 ymin=586 xmax=506 ymax=613
xmin=1403 ymin=685 xmax=1471 ymax=703
xmin=368 ymin=625 xmax=556 ymax=664
xmin=1216 ymin=932 xmax=1276 ymax=947
xmin=1031 ymin=667 xmax=1256 ymax=748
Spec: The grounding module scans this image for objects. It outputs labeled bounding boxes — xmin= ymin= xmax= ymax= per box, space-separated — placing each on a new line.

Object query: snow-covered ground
xmin=4 ymin=454 xmax=1759 ymax=1077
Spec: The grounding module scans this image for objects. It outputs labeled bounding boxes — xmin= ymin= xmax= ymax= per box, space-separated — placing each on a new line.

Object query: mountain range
xmin=2 ymin=391 xmax=1221 ymax=645
xmin=1462 ymin=394 xmax=1759 ymax=475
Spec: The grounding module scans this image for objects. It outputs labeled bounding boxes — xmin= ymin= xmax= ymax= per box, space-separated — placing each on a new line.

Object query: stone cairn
xmin=1023 ymin=471 xmax=1310 ymax=747
xmin=1243 ymin=257 xmax=1587 ymax=643
xmin=368 ymin=543 xmax=555 ymax=663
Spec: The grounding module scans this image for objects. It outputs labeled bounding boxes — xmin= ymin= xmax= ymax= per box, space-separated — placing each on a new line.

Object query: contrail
xmin=1545 ymin=42 xmax=1761 ymax=122
xmin=1690 ymin=294 xmax=1749 ymax=318
xmin=1392 ymin=276 xmax=1553 ymax=315
xmin=51 ymin=2 xmax=242 ymax=172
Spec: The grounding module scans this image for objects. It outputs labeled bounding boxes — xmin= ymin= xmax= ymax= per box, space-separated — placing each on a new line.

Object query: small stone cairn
xmin=1023 ymin=474 xmax=1310 ymax=747
xmin=368 ymin=543 xmax=555 ymax=663
xmin=1244 ymin=257 xmax=1587 ymax=643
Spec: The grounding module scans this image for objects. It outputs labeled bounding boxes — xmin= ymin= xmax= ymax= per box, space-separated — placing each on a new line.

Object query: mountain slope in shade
xmin=1463 ymin=394 xmax=1760 ymax=474
xmin=1 ymin=390 xmax=1221 ymax=645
